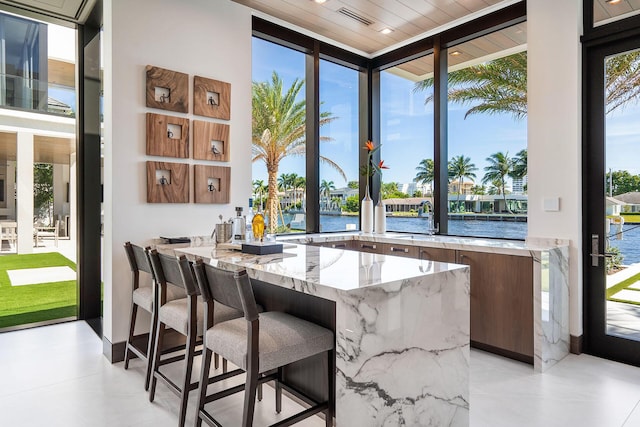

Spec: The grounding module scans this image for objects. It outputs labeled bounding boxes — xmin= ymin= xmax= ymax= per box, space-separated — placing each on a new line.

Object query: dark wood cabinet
xmin=302 ymin=237 xmax=535 ymax=364
xmin=418 ymin=246 xmax=457 ymax=263
xmin=320 ymin=240 xmax=354 ymax=250
xmin=383 ymin=243 xmax=419 ymax=258
xmin=457 ymin=250 xmax=534 ymax=363
xmin=353 ymin=241 xmax=382 ymax=253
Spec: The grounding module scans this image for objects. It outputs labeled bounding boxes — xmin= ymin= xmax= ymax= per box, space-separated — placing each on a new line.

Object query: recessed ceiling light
xmin=450 ymin=50 xmax=462 ymax=56
xmin=313 ymin=0 xmax=327 ymax=3
xmin=606 ymin=0 xmax=622 ymax=4
xmin=380 ymin=28 xmax=393 ymax=35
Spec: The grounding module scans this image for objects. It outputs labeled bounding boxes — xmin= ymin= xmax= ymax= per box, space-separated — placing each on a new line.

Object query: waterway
xmin=282 ymin=214 xmax=640 ymax=265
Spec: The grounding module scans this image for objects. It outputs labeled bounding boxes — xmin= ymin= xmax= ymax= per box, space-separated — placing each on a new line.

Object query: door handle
xmin=590 ymin=234 xmax=614 ymax=267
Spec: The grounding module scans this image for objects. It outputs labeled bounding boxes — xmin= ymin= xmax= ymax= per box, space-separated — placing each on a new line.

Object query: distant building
xmin=448 ymin=180 xmax=475 ymax=195
xmin=611 ymin=192 xmax=640 ymax=213
xmin=512 ymin=176 xmax=527 ymax=195
xmin=399 ymin=182 xmax=431 ymax=196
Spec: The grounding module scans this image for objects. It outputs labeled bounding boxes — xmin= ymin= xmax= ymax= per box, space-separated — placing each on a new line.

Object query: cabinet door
xmin=353 ymin=241 xmax=382 ymax=253
xmin=323 ymin=240 xmax=353 ymax=250
xmin=458 ymin=250 xmax=534 ymax=361
xmin=418 ymin=246 xmax=457 ymax=263
xmin=385 ymin=243 xmax=419 ymax=258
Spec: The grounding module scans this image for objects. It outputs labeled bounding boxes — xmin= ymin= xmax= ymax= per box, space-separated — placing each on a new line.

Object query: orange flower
xmin=378 ymin=160 xmax=389 ymax=170
xmin=364 ymin=140 xmax=374 ymax=152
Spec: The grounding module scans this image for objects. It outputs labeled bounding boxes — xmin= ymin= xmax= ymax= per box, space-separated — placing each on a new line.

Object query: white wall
xmin=103 ymin=0 xmax=252 ymax=345
xmin=527 ymin=0 xmax=583 ymax=337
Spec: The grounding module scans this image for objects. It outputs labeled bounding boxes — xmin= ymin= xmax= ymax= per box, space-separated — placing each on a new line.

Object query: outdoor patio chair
xmin=0 ymin=221 xmax=17 ymax=250
xmin=34 ymin=220 xmax=60 ymax=247
xmin=192 ymin=260 xmax=335 ymax=427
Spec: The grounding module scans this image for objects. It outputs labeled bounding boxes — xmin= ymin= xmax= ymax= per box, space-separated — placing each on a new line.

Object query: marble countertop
xmin=171 ymin=243 xmax=467 ymax=297
xmin=279 ymin=232 xmax=569 ymax=257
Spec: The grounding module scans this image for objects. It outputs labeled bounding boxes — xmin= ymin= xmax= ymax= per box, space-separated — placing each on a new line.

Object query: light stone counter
xmin=167 ymin=243 xmax=470 ymax=427
xmin=280 ymin=232 xmax=570 ymax=373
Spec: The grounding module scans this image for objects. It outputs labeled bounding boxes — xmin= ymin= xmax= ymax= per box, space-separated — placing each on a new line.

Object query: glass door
xmin=585 ymin=38 xmax=640 ymax=366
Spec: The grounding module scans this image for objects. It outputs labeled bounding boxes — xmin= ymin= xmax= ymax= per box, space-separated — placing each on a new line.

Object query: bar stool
xmin=147 ymin=250 xmax=243 ymax=427
xmin=122 ymin=242 xmax=186 ymax=390
xmin=192 ymin=260 xmax=335 ymax=427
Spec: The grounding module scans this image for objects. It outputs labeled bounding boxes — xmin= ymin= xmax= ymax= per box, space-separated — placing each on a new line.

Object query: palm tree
xmin=252 ymin=72 xmax=346 ymax=232
xmin=319 ymin=179 xmax=335 ymax=210
xmin=512 ymin=149 xmax=527 ymax=180
xmin=252 ymin=179 xmax=267 ymax=210
xmin=293 ymin=175 xmax=306 ymax=210
xmin=415 ymin=52 xmax=527 ymax=120
xmin=482 ymin=152 xmax=514 ymax=213
xmin=448 ymin=155 xmax=477 ymax=211
xmin=277 ymin=173 xmax=294 ymax=210
xmin=487 ymin=179 xmax=503 ymax=195
xmin=414 ymin=158 xmax=435 ymax=195
xmin=414 ymin=50 xmax=640 ymax=118
xmin=605 ymin=50 xmax=640 ymax=114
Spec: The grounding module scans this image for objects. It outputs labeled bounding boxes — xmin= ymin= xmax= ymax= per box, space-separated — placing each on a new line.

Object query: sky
xmin=47 ymin=22 xmax=77 ymax=110
xmin=251 ymin=37 xmax=528 ymax=190
xmin=252 ymin=36 xmax=640 ymax=191
xmin=45 ymin=26 xmax=640 ymax=187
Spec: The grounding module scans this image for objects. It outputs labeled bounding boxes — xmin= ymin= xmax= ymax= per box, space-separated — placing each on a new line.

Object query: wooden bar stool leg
xmin=178 ymin=330 xmax=197 ymax=427
xmin=214 ymin=353 xmax=219 ymax=370
xmin=326 ymin=350 xmax=335 ymax=427
xmin=275 ymin=367 xmax=283 ymax=413
xmin=242 ymin=364 xmax=259 ymax=427
xmin=149 ymin=322 xmax=165 ymax=402
xmin=195 ymin=347 xmax=213 ymax=427
xmin=144 ymin=306 xmax=159 ymax=391
xmin=124 ymin=302 xmax=138 ymax=370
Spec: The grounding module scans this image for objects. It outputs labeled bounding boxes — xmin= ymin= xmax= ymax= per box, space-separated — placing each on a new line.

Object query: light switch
xmin=543 ymin=197 xmax=560 ymax=212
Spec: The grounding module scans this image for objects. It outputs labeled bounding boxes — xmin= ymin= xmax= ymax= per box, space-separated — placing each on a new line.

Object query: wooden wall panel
xmin=146 ymin=161 xmax=189 ymax=203
xmin=193 ymin=120 xmax=230 ymax=161
xmin=193 ymin=164 xmax=230 ymax=204
xmin=145 ymin=66 xmax=189 ymax=113
xmin=146 ymin=113 xmax=189 ymax=158
xmin=193 ymin=76 xmax=231 ymax=120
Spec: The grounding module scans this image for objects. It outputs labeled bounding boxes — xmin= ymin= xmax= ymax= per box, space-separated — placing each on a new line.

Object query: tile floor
xmin=1 ymin=321 xmax=640 ymax=427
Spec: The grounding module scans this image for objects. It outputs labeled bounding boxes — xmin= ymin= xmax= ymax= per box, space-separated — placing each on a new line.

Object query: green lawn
xmin=0 ymin=253 xmax=77 ymax=328
xmin=607 ymin=271 xmax=640 ymax=306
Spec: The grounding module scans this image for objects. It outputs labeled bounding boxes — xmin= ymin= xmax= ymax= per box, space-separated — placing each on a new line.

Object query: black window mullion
xmin=305 ymin=41 xmax=320 ymax=233
xmin=433 ymin=36 xmax=448 ymax=235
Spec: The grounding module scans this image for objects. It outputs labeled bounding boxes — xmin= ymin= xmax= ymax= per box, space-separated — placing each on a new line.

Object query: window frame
xmin=251 ymin=3 xmax=526 ymax=237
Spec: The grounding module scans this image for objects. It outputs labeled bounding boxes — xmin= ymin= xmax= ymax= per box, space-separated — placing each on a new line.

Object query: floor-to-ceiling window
xmin=380 ymin=54 xmax=435 ymax=233
xmin=251 ymin=37 xmax=306 ymax=234
xmin=584 ymin=0 xmax=640 ymax=367
xmin=319 ymin=59 xmax=359 ymax=232
xmin=443 ymin=23 xmax=528 ymax=239
xmin=251 ymin=6 xmax=525 ymax=239
xmin=0 ymin=10 xmax=78 ymax=330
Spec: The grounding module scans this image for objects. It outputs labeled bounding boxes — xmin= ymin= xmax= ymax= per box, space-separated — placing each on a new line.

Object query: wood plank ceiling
xmin=0 ymin=132 xmax=74 ymax=164
xmin=594 ymin=0 xmax=640 ymax=25
xmin=233 ymin=0 xmax=506 ymax=55
xmin=235 ymin=0 xmax=639 ymax=80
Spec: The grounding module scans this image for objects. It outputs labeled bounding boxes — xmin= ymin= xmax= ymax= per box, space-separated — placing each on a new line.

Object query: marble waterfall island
xmin=174 ymin=244 xmax=471 ymax=427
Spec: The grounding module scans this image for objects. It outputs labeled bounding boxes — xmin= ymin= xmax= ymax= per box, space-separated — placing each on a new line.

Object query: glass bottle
xmin=252 ymin=208 xmax=265 ymax=242
xmin=245 ymin=198 xmax=254 ymax=242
